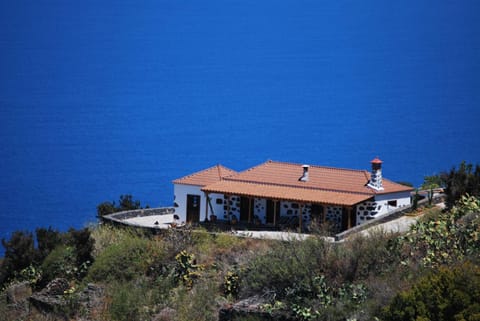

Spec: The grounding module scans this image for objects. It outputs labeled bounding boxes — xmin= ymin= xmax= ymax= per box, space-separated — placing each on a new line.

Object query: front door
xmin=240 ymin=197 xmax=252 ymax=222
xmin=341 ymin=207 xmax=356 ymax=231
xmin=266 ymin=200 xmax=280 ymax=224
xmin=311 ymin=204 xmax=324 ymax=223
xmin=186 ymin=194 xmax=201 ymax=223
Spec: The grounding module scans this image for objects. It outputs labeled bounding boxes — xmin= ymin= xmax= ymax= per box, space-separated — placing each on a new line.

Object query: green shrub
xmin=382 ymin=262 xmax=480 ymax=321
xmin=87 ymin=236 xmax=165 ymax=282
xmin=108 ymin=279 xmax=153 ymax=321
xmin=96 ymin=194 xmax=143 ymax=217
xmin=67 ymin=228 xmax=94 ymax=269
xmin=35 ymin=227 xmax=62 ymax=263
xmin=214 ymin=233 xmax=238 ymax=249
xmin=242 ymin=236 xmax=329 ymax=298
xmin=399 ymin=195 xmax=480 ymax=267
xmin=40 ymin=245 xmax=76 ymax=284
xmin=171 ymin=278 xmax=219 ymax=321
xmin=90 ymin=224 xmax=146 ymax=257
xmin=0 ymin=231 xmax=36 ymax=286
xmin=442 ymin=161 xmax=480 ymax=209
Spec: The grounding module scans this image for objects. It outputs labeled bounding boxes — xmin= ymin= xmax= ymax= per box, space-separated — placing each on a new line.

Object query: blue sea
xmin=1 ymin=1 xmax=479 ymax=254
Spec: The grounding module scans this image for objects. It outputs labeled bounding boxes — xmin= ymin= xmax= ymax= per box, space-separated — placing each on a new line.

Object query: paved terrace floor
xmin=123 ymin=214 xmax=176 ymax=228
xmin=120 ymin=203 xmax=445 ymax=242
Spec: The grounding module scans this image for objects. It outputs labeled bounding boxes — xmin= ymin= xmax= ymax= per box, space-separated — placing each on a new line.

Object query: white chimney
xmin=367 ymin=157 xmax=384 ymax=190
xmin=299 ymin=165 xmax=310 ymax=182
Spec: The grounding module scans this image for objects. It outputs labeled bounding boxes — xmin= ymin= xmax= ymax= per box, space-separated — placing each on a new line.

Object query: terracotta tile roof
xmin=172 ymin=164 xmax=237 ymax=187
xmin=200 ymin=160 xmax=413 ymax=206
xmin=202 ymin=180 xmax=373 ymax=206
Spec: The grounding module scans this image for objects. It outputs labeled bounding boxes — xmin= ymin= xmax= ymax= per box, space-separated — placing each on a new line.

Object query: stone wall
xmin=335 ymin=194 xmax=445 ymax=241
xmin=325 ymin=206 xmax=343 ymax=232
xmin=224 ymin=195 xmax=241 ymax=220
xmin=254 ymin=198 xmax=266 ymax=223
xmin=356 ymin=201 xmax=383 ymax=225
xmin=280 ymin=201 xmax=312 ymax=227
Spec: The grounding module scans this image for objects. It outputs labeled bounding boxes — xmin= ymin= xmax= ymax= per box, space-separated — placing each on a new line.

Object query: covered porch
xmin=201 ymin=191 xmax=369 ymax=233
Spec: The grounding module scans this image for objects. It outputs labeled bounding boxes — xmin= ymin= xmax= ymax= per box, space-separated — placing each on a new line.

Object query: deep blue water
xmin=1 ymin=1 xmax=479 ymax=254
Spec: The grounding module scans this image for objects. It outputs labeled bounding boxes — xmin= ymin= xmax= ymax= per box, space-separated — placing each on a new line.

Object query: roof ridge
xmin=233 ymin=160 xmax=273 ymax=175
xmin=217 ymin=164 xmax=222 ymax=180
xmin=172 ymin=164 xmax=236 ymax=183
xmin=267 ymin=160 xmax=369 ymax=173
xmin=221 ymin=177 xmax=374 ymax=196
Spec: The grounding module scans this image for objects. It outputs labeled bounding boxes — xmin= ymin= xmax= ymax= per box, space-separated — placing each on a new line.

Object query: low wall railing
xmin=101 ymin=207 xmax=175 ymax=224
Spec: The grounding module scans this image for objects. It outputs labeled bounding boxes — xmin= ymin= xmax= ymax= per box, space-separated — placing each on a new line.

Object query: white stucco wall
xmin=356 ymin=191 xmax=411 ymax=225
xmin=174 ymin=184 xmax=410 ymax=229
xmin=173 ymin=184 xmax=226 ymax=223
xmin=208 ymin=194 xmax=228 ymax=220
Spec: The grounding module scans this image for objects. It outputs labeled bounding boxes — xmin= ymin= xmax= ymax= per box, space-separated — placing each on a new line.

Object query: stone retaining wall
xmin=335 ymin=194 xmax=445 ymax=241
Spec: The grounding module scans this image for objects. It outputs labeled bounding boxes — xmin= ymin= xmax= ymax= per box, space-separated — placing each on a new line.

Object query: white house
xmin=172 ymin=158 xmax=413 ymax=232
xmin=173 ymin=165 xmax=237 ymax=223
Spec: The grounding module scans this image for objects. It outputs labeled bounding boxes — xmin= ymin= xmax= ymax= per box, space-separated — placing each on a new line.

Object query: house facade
xmin=172 ymin=158 xmax=413 ymax=232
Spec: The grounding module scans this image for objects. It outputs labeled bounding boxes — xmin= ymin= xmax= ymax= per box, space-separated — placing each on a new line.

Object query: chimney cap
xmin=371 ymin=157 xmax=383 ymax=164
xmin=302 ymin=164 xmax=310 ymax=169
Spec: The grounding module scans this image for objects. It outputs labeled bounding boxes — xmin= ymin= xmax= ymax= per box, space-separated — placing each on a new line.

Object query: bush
xmin=171 ymin=278 xmax=219 ymax=321
xmin=242 ymin=236 xmax=329 ymax=299
xmin=40 ymin=245 xmax=76 ymax=284
xmin=96 ymin=194 xmax=143 ymax=217
xmin=35 ymin=227 xmax=62 ymax=263
xmin=90 ymin=224 xmax=146 ymax=257
xmin=442 ymin=161 xmax=480 ymax=209
xmin=87 ymin=236 xmax=165 ymax=282
xmin=382 ymin=262 xmax=480 ymax=321
xmin=0 ymin=231 xmax=36 ymax=287
xmin=398 ymin=195 xmax=480 ymax=267
xmin=67 ymin=228 xmax=94 ymax=269
xmin=108 ymin=280 xmax=148 ymax=321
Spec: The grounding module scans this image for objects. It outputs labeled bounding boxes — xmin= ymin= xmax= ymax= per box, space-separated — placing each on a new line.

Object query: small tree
xmin=96 ymin=201 xmax=117 ymax=217
xmin=441 ymin=161 xmax=480 ymax=209
xmin=68 ymin=228 xmax=94 ymax=278
xmin=382 ymin=262 xmax=480 ymax=321
xmin=411 ymin=189 xmax=420 ymax=211
xmin=118 ymin=195 xmax=141 ymax=211
xmin=96 ymin=194 xmax=143 ymax=217
xmin=35 ymin=227 xmax=62 ymax=263
xmin=0 ymin=231 xmax=37 ymax=286
xmin=422 ymin=175 xmax=443 ymax=206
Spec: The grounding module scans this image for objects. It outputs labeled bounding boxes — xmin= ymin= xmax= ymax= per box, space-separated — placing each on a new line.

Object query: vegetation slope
xmin=0 ymin=162 xmax=479 ymax=321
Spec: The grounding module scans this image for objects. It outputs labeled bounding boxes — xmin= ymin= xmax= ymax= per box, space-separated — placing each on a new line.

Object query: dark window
xmin=216 ymin=198 xmax=223 ymax=205
xmin=387 ymin=200 xmax=397 ymax=207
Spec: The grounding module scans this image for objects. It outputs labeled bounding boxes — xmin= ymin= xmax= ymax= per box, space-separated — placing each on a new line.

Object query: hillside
xmin=1 ymin=195 xmax=480 ymax=321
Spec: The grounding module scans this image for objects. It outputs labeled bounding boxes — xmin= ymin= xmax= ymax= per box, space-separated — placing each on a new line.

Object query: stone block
xmin=6 ymin=281 xmax=32 ymax=304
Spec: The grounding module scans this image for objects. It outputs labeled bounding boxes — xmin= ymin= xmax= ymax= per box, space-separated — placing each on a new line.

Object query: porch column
xmin=226 ymin=194 xmax=231 ymax=220
xmin=347 ymin=207 xmax=352 ymax=229
xmin=299 ymin=203 xmax=304 ymax=233
xmin=204 ymin=193 xmax=210 ymax=222
xmin=273 ymin=200 xmax=278 ymax=226
xmin=248 ymin=197 xmax=252 ymax=223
